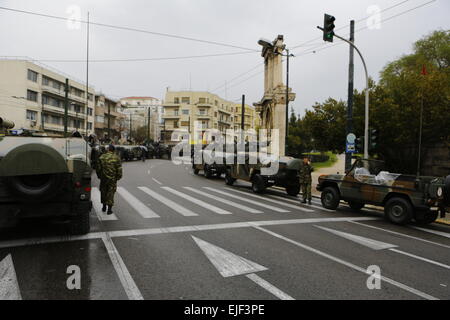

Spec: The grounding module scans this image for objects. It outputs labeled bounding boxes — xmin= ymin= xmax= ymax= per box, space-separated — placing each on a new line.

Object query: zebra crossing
xmin=91 ymin=185 xmax=329 ymax=222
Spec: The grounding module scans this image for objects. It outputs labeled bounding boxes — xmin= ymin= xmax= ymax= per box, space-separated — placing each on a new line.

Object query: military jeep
xmin=0 ymin=117 xmax=92 ymax=234
xmin=224 ymin=144 xmax=301 ymax=196
xmin=317 ymin=158 xmax=450 ymax=225
xmin=192 ymin=143 xmax=229 ymax=179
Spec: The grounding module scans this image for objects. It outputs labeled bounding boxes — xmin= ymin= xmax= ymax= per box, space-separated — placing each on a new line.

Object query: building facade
xmin=0 ymin=59 xmax=95 ymax=136
xmin=119 ymin=96 xmax=162 ymax=143
xmin=94 ymin=94 xmax=126 ymax=143
xmin=161 ymin=91 xmax=261 ymax=145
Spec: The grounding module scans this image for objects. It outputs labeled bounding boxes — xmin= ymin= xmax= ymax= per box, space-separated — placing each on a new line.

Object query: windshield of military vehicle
xmin=352 ymin=159 xmax=400 ymax=185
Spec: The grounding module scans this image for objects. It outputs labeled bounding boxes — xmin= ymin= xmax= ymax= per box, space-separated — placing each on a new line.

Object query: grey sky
xmin=1 ymin=0 xmax=448 ymax=115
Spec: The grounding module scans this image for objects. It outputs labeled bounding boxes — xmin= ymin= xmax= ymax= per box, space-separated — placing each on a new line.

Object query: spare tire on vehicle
xmin=7 ymin=173 xmax=64 ymax=202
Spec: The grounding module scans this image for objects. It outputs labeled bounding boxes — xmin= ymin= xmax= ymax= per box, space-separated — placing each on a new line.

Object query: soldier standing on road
xmin=300 ymin=157 xmax=314 ymax=205
xmin=97 ymin=144 xmax=122 ymax=215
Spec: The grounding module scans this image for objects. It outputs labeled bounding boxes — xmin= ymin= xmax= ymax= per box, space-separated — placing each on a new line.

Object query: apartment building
xmin=233 ymin=103 xmax=261 ymax=131
xmin=94 ymin=94 xmax=126 ymax=143
xmin=0 ymin=59 xmax=95 ymax=136
xmin=161 ymin=91 xmax=236 ymax=145
xmin=119 ymin=96 xmax=162 ymax=142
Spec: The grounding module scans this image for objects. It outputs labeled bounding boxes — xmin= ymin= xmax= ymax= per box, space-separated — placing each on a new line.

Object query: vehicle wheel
xmin=415 ymin=210 xmax=438 ymax=225
xmin=348 ymin=201 xmax=365 ymax=212
xmin=384 ymin=197 xmax=413 ymax=225
xmin=321 ymin=187 xmax=340 ymax=210
xmin=225 ymin=170 xmax=235 ymax=186
xmin=193 ymin=168 xmax=200 ymax=175
xmin=7 ymin=173 xmax=64 ymax=202
xmin=286 ymin=184 xmax=300 ymax=196
xmin=68 ymin=205 xmax=91 ymax=235
xmin=252 ymin=174 xmax=266 ymax=193
xmin=204 ymin=165 xmax=213 ymax=179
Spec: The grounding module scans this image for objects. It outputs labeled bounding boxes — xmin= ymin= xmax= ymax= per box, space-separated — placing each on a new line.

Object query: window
xmin=87 ymin=122 xmax=93 ymax=130
xmin=182 ymin=109 xmax=189 ymax=115
xmin=96 ymin=115 xmax=104 ymax=123
xmin=27 ymin=90 xmax=38 ymax=102
xmin=199 ymin=98 xmax=206 ymax=104
xmin=198 ymin=109 xmax=206 ymax=115
xmin=174 ymin=97 xmax=179 ymax=104
xmin=181 ymin=121 xmax=189 ymax=126
xmin=174 ymin=109 xmax=179 ymax=116
xmin=27 ymin=69 xmax=38 ymax=82
xmin=26 ymin=110 xmax=37 ymax=121
xmin=87 ymin=107 xmax=93 ymax=116
xmin=42 ymin=76 xmax=49 ymax=86
xmin=181 ymin=97 xmax=190 ymax=104
xmin=173 ymin=121 xmax=179 ymax=128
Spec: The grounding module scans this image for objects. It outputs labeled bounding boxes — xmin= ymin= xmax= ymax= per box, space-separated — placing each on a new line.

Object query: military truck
xmin=224 ymin=143 xmax=301 ymax=196
xmin=192 ymin=143 xmax=230 ymax=178
xmin=0 ymin=117 xmax=92 ymax=234
xmin=317 ymin=158 xmax=450 ymax=225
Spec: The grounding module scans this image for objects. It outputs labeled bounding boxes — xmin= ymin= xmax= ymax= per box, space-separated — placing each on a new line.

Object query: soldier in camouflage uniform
xmin=97 ymin=145 xmax=122 ymax=215
xmin=300 ymin=157 xmax=314 ymax=204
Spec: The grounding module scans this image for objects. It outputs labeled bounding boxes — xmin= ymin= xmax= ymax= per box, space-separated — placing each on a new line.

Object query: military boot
xmin=102 ymin=204 xmax=107 ymax=212
xmin=308 ymin=199 xmax=311 ymax=205
xmin=302 ymin=200 xmax=307 ymax=204
xmin=107 ymin=206 xmax=113 ymax=215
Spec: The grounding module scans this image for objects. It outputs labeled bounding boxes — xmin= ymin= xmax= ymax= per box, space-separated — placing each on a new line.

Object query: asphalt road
xmin=1 ymin=159 xmax=450 ymax=300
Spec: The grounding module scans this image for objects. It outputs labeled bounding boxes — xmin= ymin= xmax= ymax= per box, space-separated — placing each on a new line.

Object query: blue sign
xmin=346 ymin=142 xmax=356 ymax=153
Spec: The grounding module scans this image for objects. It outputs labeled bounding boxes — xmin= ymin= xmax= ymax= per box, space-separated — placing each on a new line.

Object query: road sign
xmin=346 ymin=142 xmax=356 ymax=153
xmin=346 ymin=133 xmax=356 ymax=143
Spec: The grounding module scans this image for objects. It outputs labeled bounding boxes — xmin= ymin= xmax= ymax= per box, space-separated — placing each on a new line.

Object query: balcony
xmin=41 ymin=84 xmax=65 ymax=97
xmin=42 ymin=104 xmax=87 ymax=120
xmin=196 ymin=113 xmax=210 ymax=119
xmin=162 ymin=113 xmax=181 ymax=119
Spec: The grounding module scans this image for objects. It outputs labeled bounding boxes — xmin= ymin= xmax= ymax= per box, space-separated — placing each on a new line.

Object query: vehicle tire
xmin=7 ymin=173 xmax=64 ymax=202
xmin=286 ymin=184 xmax=300 ymax=196
xmin=193 ymin=168 xmax=200 ymax=175
xmin=321 ymin=186 xmax=340 ymax=210
xmin=444 ymin=175 xmax=450 ymax=207
xmin=384 ymin=197 xmax=413 ymax=225
xmin=225 ymin=170 xmax=235 ymax=186
xmin=251 ymin=174 xmax=266 ymax=193
xmin=204 ymin=165 xmax=213 ymax=179
xmin=415 ymin=210 xmax=438 ymax=225
xmin=68 ymin=204 xmax=91 ymax=235
xmin=348 ymin=201 xmax=365 ymax=212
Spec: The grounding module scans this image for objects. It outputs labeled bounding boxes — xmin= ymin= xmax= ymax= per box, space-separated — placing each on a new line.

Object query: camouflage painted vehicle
xmin=192 ymin=143 xmax=230 ymax=179
xmin=115 ymin=145 xmax=145 ymax=161
xmin=317 ymin=158 xmax=450 ymax=225
xmin=0 ymin=117 xmax=92 ymax=234
xmin=225 ymin=146 xmax=301 ymax=196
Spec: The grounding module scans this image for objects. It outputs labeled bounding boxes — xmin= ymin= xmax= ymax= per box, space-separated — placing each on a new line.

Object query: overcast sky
xmin=0 ymin=0 xmax=448 ymax=115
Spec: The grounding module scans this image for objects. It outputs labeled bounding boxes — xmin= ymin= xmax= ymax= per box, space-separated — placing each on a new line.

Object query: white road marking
xmin=350 ymin=221 xmax=450 ymax=249
xmin=184 ymin=187 xmax=263 ymax=214
xmin=225 ymin=188 xmax=314 ymax=212
xmin=91 ymin=187 xmax=118 ymax=221
xmin=117 ymin=187 xmax=160 ymax=218
xmin=0 ymin=217 xmax=377 ymax=249
xmin=151 ymin=178 xmax=162 ymax=185
xmin=246 ymin=273 xmax=294 ymax=300
xmin=192 ymin=236 xmax=294 ymax=300
xmin=162 ymin=187 xmax=232 ymax=215
xmin=0 ymin=254 xmax=22 ymax=300
xmin=101 ymin=233 xmax=143 ymax=300
xmin=265 ymin=194 xmax=335 ymax=212
xmin=203 ymin=187 xmax=289 ymax=213
xmin=315 ymin=226 xmax=398 ymax=250
xmin=192 ymin=236 xmax=267 ymax=277
xmin=254 ymin=226 xmax=438 ymax=300
xmin=411 ymin=226 xmax=450 ymax=239
xmin=389 ymin=248 xmax=450 ymax=270
xmin=138 ymin=186 xmax=198 ymax=217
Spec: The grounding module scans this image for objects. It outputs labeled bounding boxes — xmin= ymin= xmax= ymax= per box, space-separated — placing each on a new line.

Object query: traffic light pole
xmin=333 ymin=32 xmax=370 ymax=159
xmin=345 ymin=21 xmax=355 ymax=171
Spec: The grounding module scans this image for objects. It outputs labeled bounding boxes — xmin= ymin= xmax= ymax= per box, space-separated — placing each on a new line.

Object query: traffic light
xmin=323 ymin=14 xmax=335 ymax=42
xmin=355 ymin=136 xmax=364 ymax=153
xmin=369 ymin=129 xmax=378 ymax=150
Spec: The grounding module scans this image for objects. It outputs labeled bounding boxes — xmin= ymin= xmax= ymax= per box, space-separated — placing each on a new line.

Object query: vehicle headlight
xmin=437 ymin=187 xmax=443 ymax=197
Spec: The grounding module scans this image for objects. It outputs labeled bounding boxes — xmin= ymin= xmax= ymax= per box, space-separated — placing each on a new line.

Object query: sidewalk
xmin=310 ymin=154 xmax=449 ymax=225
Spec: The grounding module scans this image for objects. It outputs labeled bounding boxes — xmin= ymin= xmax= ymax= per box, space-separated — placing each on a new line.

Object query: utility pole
xmin=129 ymin=113 xmax=132 ymax=142
xmin=64 ymin=78 xmax=69 ymax=137
xmin=107 ymin=103 xmax=111 ymax=142
xmin=285 ymin=48 xmax=290 ymax=156
xmin=85 ymin=11 xmax=90 ymax=137
xmin=241 ymin=94 xmax=245 ymax=144
xmin=147 ymin=107 xmax=151 ymax=142
xmin=345 ymin=20 xmax=355 ymax=171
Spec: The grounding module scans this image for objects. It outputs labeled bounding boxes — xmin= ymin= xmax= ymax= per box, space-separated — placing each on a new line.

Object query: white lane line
xmin=162 ymin=187 xmax=232 ymax=215
xmin=264 ymin=194 xmax=335 ymax=212
xmin=91 ymin=187 xmax=118 ymax=221
xmin=138 ymin=187 xmax=198 ymax=217
xmin=0 ymin=254 xmax=22 ymax=300
xmin=101 ymin=233 xmax=143 ymax=300
xmin=117 ymin=187 xmax=160 ymax=218
xmin=246 ymin=273 xmax=294 ymax=300
xmin=411 ymin=226 xmax=450 ymax=239
xmin=225 ymin=188 xmax=314 ymax=213
xmin=389 ymin=248 xmax=450 ymax=270
xmin=184 ymin=187 xmax=263 ymax=214
xmin=152 ymin=178 xmax=162 ymax=185
xmin=203 ymin=187 xmax=289 ymax=213
xmin=350 ymin=221 xmax=450 ymax=249
xmin=0 ymin=217 xmax=378 ymax=249
xmin=254 ymin=226 xmax=438 ymax=300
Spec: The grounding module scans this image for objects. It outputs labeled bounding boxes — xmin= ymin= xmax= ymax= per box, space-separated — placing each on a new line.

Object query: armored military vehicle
xmin=317 ymin=158 xmax=450 ymax=225
xmin=191 ymin=143 xmax=230 ymax=178
xmin=0 ymin=117 xmax=92 ymax=234
xmin=224 ymin=143 xmax=301 ymax=196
